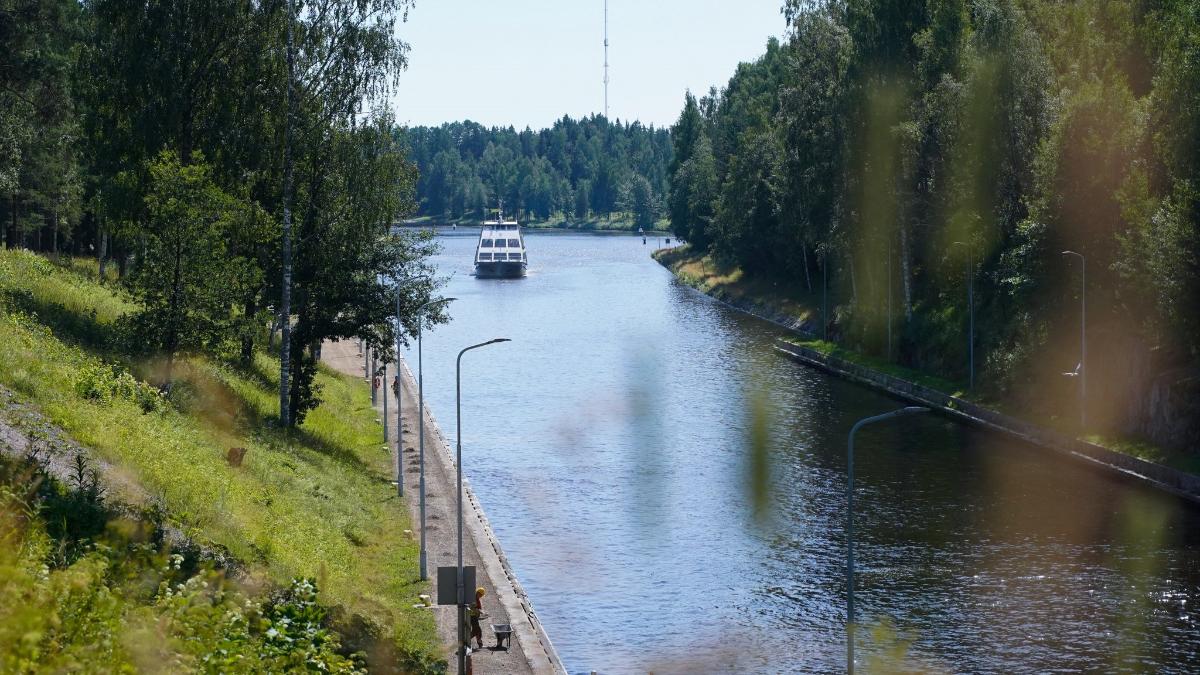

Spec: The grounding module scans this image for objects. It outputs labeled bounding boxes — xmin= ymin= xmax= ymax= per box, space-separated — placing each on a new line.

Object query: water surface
xmin=402 ymin=230 xmax=1200 ymax=673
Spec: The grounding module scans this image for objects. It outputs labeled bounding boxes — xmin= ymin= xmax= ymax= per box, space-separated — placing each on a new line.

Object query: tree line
xmin=668 ymin=0 xmax=1199 ymax=440
xmin=402 ymin=116 xmax=673 ymax=228
xmin=1 ymin=0 xmax=443 ymax=425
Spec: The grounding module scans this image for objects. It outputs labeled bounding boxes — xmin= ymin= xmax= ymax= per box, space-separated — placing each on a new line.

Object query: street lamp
xmin=392 ymin=274 xmax=427 ymax=498
xmin=371 ymin=351 xmax=378 ymax=405
xmin=952 ymin=241 xmax=975 ymax=390
xmin=456 ymin=337 xmax=511 ymax=675
xmin=822 ymin=242 xmax=829 ymax=341
xmin=417 ymin=296 xmax=457 ymax=581
xmin=846 ymin=406 xmax=928 ymax=675
xmin=1062 ymin=250 xmax=1086 ymax=428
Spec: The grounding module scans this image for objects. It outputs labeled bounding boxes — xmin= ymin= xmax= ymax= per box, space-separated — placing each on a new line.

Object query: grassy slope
xmin=654 ymin=245 xmax=818 ymax=325
xmin=654 ymin=245 xmax=1200 ymax=475
xmin=0 ymin=249 xmax=440 ymax=664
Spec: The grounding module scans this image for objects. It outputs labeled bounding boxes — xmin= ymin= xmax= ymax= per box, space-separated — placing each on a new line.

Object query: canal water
xmin=401 ymin=229 xmax=1200 ymax=673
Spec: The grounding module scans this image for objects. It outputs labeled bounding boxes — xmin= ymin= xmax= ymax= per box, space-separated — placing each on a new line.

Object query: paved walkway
xmin=322 ymin=340 xmax=564 ymax=675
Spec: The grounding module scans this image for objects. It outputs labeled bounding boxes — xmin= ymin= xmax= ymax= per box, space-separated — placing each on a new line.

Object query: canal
xmin=401 ymin=229 xmax=1200 ymax=673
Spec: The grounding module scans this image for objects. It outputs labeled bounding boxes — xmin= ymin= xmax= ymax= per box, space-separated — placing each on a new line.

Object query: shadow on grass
xmin=209 ymin=360 xmax=376 ymax=475
xmin=3 ymin=278 xmax=377 ymax=477
xmin=2 ymin=287 xmax=123 ymax=354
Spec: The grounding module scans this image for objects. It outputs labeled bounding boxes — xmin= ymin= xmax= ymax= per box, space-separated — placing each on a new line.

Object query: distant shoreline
xmin=397 ymin=220 xmax=672 ymax=236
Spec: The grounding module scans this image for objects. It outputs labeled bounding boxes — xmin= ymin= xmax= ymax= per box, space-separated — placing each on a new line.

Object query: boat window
xmin=478 ymin=253 xmax=491 ymax=261
xmin=495 ymin=239 xmax=507 ymax=248
xmin=481 ymin=239 xmax=493 ymax=247
xmin=507 ymin=239 xmax=520 ymax=247
xmin=509 ymin=253 xmax=522 ymax=261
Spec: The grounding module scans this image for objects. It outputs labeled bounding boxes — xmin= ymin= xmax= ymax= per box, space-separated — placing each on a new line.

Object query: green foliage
xmin=125 ymin=152 xmax=235 ymax=376
xmin=0 ymin=249 xmax=443 ymax=669
xmin=403 ymin=116 xmax=671 ymax=222
xmin=668 ymin=93 xmax=712 ymax=246
xmin=5 ymin=0 xmax=437 ymax=424
xmin=671 ymin=0 xmax=1200 ymax=436
xmin=154 ymin=576 xmax=363 ymax=673
xmin=0 ymin=483 xmax=363 ymax=672
xmin=0 ymin=0 xmax=82 ymax=250
xmin=73 ymin=362 xmax=164 ymax=413
xmin=618 ymin=173 xmax=661 ymax=229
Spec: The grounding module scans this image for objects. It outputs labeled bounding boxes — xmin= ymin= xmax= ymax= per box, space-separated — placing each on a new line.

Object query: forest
xmin=402 ymin=116 xmax=672 ymax=227
xmin=1 ymin=0 xmax=441 ymax=424
xmin=668 ymin=0 xmax=1199 ymax=448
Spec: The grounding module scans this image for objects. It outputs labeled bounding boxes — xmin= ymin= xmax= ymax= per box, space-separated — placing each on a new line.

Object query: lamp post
xmin=952 ymin=241 xmax=975 ymax=390
xmin=417 ymin=296 xmax=457 ymax=581
xmin=370 ymin=351 xmax=378 ymax=405
xmin=822 ymin=242 xmax=829 ymax=341
xmin=846 ymin=406 xmax=928 ymax=675
xmin=887 ymin=235 xmax=893 ymax=361
xmin=392 ymin=274 xmax=427 ymax=499
xmin=456 ymin=338 xmax=510 ymax=675
xmin=1062 ymin=250 xmax=1086 ymax=428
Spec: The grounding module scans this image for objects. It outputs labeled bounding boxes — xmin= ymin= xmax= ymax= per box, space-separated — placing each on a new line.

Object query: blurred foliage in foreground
xmin=669 ymin=0 xmax=1200 ymax=447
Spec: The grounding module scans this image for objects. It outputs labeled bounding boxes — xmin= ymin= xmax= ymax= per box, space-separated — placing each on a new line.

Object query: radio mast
xmin=603 ymin=0 xmax=609 ymax=119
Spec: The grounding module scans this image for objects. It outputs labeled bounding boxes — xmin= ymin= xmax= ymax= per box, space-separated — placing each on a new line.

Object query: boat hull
xmin=474 ymin=261 xmax=527 ymax=279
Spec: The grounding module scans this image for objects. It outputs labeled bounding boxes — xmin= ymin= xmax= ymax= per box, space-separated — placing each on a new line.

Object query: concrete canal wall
xmin=321 ymin=340 xmax=566 ymax=674
xmin=774 ymin=341 xmax=1200 ymax=504
xmin=393 ymin=355 xmax=567 ymax=675
xmin=655 ymin=255 xmax=1200 ymax=505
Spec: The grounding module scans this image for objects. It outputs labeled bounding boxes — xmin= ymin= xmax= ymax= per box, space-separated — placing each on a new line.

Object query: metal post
xmin=953 ymin=241 xmax=975 ymax=390
xmin=823 ymin=244 xmax=829 ymax=341
xmin=967 ymin=249 xmax=974 ymax=391
xmin=371 ymin=352 xmax=378 ymax=405
xmin=418 ymin=323 xmax=426 ymax=577
xmin=395 ymin=292 xmax=403 ymax=498
xmin=887 ymin=235 xmax=892 ymax=361
xmin=456 ymin=338 xmax=510 ymax=675
xmin=847 ymin=406 xmax=928 ymax=674
xmin=382 ymin=361 xmax=389 ymax=443
xmin=1063 ymin=251 xmax=1086 ymax=428
xmin=1081 ymin=256 xmax=1086 ymax=428
xmin=418 ymin=297 xmax=455 ymax=581
xmin=390 ymin=275 xmax=427 ymax=499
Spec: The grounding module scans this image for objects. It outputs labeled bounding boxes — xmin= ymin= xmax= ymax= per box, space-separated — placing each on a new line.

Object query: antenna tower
xmin=603 ymin=0 xmax=609 ymax=119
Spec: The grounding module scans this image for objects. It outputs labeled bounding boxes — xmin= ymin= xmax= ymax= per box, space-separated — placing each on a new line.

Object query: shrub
xmin=74 ymin=363 xmax=165 ymax=413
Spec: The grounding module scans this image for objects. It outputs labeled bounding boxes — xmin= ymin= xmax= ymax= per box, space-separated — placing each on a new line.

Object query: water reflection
xmin=402 ymin=229 xmax=1200 ymax=673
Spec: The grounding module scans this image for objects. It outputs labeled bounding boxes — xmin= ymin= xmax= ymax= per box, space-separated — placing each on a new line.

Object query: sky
xmin=389 ymin=0 xmax=787 ymax=130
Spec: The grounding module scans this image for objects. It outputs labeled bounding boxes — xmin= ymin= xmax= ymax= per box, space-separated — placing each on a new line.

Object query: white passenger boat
xmin=474 ymin=209 xmax=527 ymax=279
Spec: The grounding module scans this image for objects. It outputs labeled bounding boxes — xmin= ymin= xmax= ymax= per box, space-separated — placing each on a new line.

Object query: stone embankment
xmin=654 ymin=254 xmax=1200 ymax=505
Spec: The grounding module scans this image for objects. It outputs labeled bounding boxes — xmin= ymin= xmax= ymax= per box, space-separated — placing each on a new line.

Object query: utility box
xmin=436 ymin=565 xmax=476 ymax=606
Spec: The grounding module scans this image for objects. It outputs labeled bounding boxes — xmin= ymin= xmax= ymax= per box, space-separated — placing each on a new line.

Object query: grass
xmin=654 ymin=245 xmax=1199 ymax=478
xmin=654 ymin=245 xmax=818 ymax=326
xmin=1083 ymin=433 xmax=1200 ymax=475
xmin=0 ymin=249 xmax=441 ymax=669
xmin=784 ymin=337 xmax=971 ymax=399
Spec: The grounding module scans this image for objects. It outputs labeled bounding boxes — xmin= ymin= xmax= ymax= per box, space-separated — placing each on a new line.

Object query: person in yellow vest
xmin=469 ymin=587 xmax=486 ymax=649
